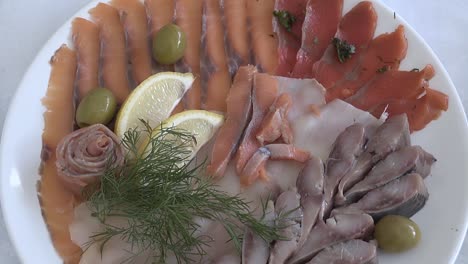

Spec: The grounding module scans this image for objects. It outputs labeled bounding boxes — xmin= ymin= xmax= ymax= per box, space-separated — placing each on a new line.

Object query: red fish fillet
xmin=175 ymin=0 xmax=203 ymax=109
xmin=347 ymin=65 xmax=435 ymax=113
xmin=312 ymin=1 xmax=377 ymax=89
xmin=111 ymin=0 xmax=153 ymax=85
xmin=71 ymin=18 xmax=100 ymax=101
xmin=247 ymin=0 xmax=279 ymax=74
xmin=274 ymin=0 xmax=308 ymax=76
xmin=39 ymin=45 xmax=81 ymax=263
xmin=326 ymin=25 xmax=408 ymax=102
xmin=144 ymin=0 xmax=175 ymax=37
xmin=256 ymin=93 xmax=293 ymax=145
xmin=291 ymin=0 xmax=343 ymax=78
xmin=235 ymin=73 xmax=278 ymax=174
xmin=89 ymin=3 xmax=130 ymax=104
xmin=223 ymin=0 xmax=250 ymax=74
xmin=202 ymin=0 xmax=231 ymax=112
xmin=207 ymin=66 xmax=257 ymax=178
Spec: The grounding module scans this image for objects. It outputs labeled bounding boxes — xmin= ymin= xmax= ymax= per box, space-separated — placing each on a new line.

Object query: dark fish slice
xmin=288 ymin=213 xmax=374 ymax=264
xmin=335 ymin=114 xmax=411 ymax=206
xmin=242 ymin=200 xmax=275 ymax=264
xmin=306 ymin=239 xmax=378 ymax=264
xmin=343 ymin=145 xmax=435 ymax=204
xmin=366 ymin=114 xmax=411 ymax=163
xmin=322 ymin=123 xmax=366 ymax=218
xmin=269 ymin=188 xmax=302 ymax=264
xmin=333 ymin=173 xmax=428 ymax=221
xmin=296 ymin=156 xmax=324 ymax=248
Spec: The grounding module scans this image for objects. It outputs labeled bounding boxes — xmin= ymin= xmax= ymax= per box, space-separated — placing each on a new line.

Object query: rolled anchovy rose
xmin=56 ymin=124 xmax=124 ymax=193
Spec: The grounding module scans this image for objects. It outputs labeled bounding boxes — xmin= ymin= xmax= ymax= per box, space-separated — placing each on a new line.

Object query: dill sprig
xmin=83 ymin=122 xmax=282 ymax=263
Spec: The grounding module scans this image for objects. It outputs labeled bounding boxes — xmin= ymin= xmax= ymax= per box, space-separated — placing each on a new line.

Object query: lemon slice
xmin=115 ymin=72 xmax=194 ymax=138
xmin=142 ymin=110 xmax=224 ymax=160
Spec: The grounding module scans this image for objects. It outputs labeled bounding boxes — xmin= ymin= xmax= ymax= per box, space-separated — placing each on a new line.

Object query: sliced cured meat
xmin=39 ymin=45 xmax=81 ymax=263
xmin=273 ymin=0 xmax=308 ymax=76
xmin=89 ymin=3 xmax=130 ymax=104
xmin=296 ymin=156 xmax=324 ymax=248
xmin=291 ymin=0 xmax=343 ymax=78
xmin=111 ymin=0 xmax=152 ymax=85
xmin=322 ymin=123 xmax=366 ymax=218
xmin=269 ymin=188 xmax=302 ymax=264
xmin=223 ymin=0 xmax=250 ymax=74
xmin=236 ymin=73 xmax=278 ymax=173
xmin=288 ymin=213 xmax=374 ymax=264
xmin=207 ymin=66 xmax=256 ymax=178
xmin=256 ymin=93 xmax=293 ymax=145
xmin=306 ymin=239 xmax=378 ymax=264
xmin=247 ymin=0 xmax=278 ymax=74
xmin=144 ymin=0 xmax=175 ymax=37
xmin=56 ymin=124 xmax=125 ymax=195
xmin=312 ymin=1 xmax=377 ymax=89
xmin=326 ymin=25 xmax=408 ymax=101
xmin=335 ymin=114 xmax=411 ymax=205
xmin=71 ymin=18 xmax=100 ymax=100
xmin=242 ymin=201 xmax=275 ymax=264
xmin=344 ymin=145 xmax=436 ymax=204
xmin=347 ymin=65 xmax=434 ymax=115
xmin=333 ymin=173 xmax=428 ymax=221
xmin=175 ymin=0 xmax=203 ymax=109
xmin=201 ymin=0 xmax=231 ymax=112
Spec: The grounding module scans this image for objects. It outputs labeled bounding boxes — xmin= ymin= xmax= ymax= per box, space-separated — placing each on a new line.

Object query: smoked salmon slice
xmin=274 ymin=0 xmax=308 ymax=76
xmin=207 ymin=66 xmax=257 ymax=178
xmin=312 ymin=1 xmax=377 ymax=89
xmin=111 ymin=0 xmax=152 ymax=85
xmin=39 ymin=45 xmax=81 ymax=263
xmin=247 ymin=0 xmax=279 ymax=74
xmin=202 ymin=0 xmax=231 ymax=112
xmin=326 ymin=25 xmax=408 ymax=102
xmin=291 ymin=0 xmax=343 ymax=78
xmin=144 ymin=0 xmax=175 ymax=37
xmin=235 ymin=73 xmax=278 ymax=174
xmin=256 ymin=93 xmax=293 ymax=145
xmin=71 ymin=18 xmax=100 ymax=101
xmin=89 ymin=3 xmax=130 ymax=104
xmin=223 ymin=0 xmax=250 ymax=74
xmin=175 ymin=0 xmax=203 ymax=109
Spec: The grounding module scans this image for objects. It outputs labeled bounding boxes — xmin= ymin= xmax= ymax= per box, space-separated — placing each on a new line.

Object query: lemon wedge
xmin=141 ymin=110 xmax=224 ymax=160
xmin=115 ymin=72 xmax=194 ymax=138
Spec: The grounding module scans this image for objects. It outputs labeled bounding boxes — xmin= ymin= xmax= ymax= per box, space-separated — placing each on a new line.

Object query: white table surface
xmin=0 ymin=0 xmax=467 ymax=263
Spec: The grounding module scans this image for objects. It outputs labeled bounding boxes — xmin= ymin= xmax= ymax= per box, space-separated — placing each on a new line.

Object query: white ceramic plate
xmin=1 ymin=0 xmax=468 ymax=263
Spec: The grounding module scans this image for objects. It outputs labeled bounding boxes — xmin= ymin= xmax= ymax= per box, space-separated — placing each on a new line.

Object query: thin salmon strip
xmin=202 ymin=0 xmax=231 ymax=112
xmin=327 ymin=25 xmax=408 ymax=102
xmin=372 ymin=87 xmax=448 ymax=132
xmin=235 ymin=73 xmax=278 ymax=174
xmin=175 ymin=0 xmax=203 ymax=109
xmin=313 ymin=1 xmax=377 ymax=89
xmin=207 ymin=66 xmax=257 ymax=178
xmin=348 ymin=65 xmax=434 ymax=115
xmin=89 ymin=3 xmax=130 ymax=104
xmin=111 ymin=0 xmax=152 ymax=85
xmin=144 ymin=0 xmax=175 ymax=37
xmin=256 ymin=93 xmax=293 ymax=145
xmin=247 ymin=0 xmax=279 ymax=74
xmin=71 ymin=18 xmax=100 ymax=101
xmin=39 ymin=45 xmax=81 ymax=263
xmin=274 ymin=0 xmax=308 ymax=76
xmin=223 ymin=0 xmax=250 ymax=74
xmin=291 ymin=0 xmax=343 ymax=78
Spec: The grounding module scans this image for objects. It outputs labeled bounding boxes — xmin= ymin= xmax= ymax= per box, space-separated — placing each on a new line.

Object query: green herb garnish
xmin=273 ymin=10 xmax=296 ymax=32
xmin=83 ymin=123 xmax=283 ymax=263
xmin=333 ymin=37 xmax=356 ymax=63
xmin=377 ymin=65 xmax=389 ymax=73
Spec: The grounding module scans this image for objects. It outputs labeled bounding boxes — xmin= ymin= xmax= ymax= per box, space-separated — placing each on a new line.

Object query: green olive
xmin=76 ymin=88 xmax=117 ymax=128
xmin=374 ymin=215 xmax=421 ymax=253
xmin=152 ymin=23 xmax=186 ymax=65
